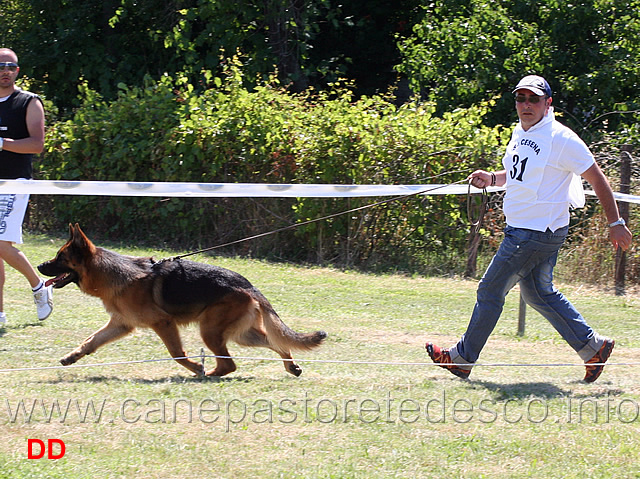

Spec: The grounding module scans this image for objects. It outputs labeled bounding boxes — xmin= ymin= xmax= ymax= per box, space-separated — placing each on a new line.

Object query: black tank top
xmin=0 ymin=89 xmax=42 ymax=179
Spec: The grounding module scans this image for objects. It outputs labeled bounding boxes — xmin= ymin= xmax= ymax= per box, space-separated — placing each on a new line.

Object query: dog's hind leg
xmin=61 ymin=319 xmax=133 ymax=366
xmin=199 ymin=326 xmax=237 ymax=377
xmin=237 ymin=328 xmax=302 ymax=377
xmin=276 ymin=350 xmax=302 ymax=377
xmin=150 ymin=321 xmax=205 ymax=377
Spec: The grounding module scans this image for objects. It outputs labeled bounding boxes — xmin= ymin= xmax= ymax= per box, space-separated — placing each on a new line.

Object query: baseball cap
xmin=512 ymin=75 xmax=552 ymax=97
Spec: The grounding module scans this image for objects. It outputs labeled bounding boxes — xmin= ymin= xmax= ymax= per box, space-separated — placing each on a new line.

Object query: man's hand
xmin=468 ymin=169 xmax=506 ymax=189
xmin=468 ymin=170 xmax=492 ymax=189
xmin=610 ymin=223 xmax=632 ymax=251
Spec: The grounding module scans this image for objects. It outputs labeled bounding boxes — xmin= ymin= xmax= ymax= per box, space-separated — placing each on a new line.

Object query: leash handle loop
xmin=467 ymin=179 xmax=488 ymax=234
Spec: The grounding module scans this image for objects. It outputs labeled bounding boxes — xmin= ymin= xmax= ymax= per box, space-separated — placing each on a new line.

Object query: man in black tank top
xmin=0 ymin=47 xmax=53 ymax=324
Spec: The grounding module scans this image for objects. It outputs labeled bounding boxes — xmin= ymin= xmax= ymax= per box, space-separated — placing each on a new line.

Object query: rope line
xmin=0 ymin=354 xmax=637 ymax=374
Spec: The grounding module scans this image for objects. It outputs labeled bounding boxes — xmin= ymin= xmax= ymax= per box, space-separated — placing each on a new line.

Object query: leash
xmin=161 ymin=174 xmax=478 ymax=263
xmin=467 ymin=179 xmax=488 ymax=234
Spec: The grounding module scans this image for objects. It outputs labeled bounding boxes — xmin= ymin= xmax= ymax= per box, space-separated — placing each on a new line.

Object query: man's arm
xmin=581 ymin=162 xmax=632 ymax=251
xmin=468 ymin=169 xmax=507 ymax=188
xmin=1 ymin=98 xmax=45 ymax=154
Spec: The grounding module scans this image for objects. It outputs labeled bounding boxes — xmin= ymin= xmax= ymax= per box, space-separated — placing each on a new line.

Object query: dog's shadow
xmin=44 ymin=374 xmax=256 ymax=385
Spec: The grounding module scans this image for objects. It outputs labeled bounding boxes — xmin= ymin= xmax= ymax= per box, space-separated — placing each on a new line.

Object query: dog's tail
xmin=258 ymin=296 xmax=327 ymax=352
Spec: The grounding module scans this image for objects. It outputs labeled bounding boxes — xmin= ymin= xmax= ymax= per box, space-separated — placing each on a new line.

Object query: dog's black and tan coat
xmin=38 ymin=224 xmax=327 ymax=377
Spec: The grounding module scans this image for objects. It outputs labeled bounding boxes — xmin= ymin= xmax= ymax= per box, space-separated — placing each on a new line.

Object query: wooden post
xmin=615 ymin=145 xmax=632 ymax=295
xmin=518 ymin=292 xmax=526 ymax=336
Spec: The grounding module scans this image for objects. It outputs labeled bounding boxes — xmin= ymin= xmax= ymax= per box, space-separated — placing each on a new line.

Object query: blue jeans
xmin=450 ymin=225 xmax=605 ymax=366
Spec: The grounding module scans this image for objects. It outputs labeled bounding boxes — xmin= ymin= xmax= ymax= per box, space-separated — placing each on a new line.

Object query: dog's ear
xmin=70 ymin=224 xmax=96 ymax=252
xmin=69 ymin=223 xmax=81 ymax=240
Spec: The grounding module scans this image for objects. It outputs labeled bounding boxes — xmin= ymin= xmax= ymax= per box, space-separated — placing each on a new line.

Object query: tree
xmin=3 ymin=0 xmax=424 ymax=111
xmin=396 ymin=0 xmax=640 ymax=130
xmin=1 ymin=0 xmax=187 ymax=111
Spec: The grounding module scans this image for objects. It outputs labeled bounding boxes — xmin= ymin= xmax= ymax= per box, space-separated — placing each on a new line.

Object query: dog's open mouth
xmin=44 ymin=271 xmax=78 ymax=289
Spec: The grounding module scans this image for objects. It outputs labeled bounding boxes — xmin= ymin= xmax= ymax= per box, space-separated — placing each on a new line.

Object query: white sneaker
xmin=33 ymin=284 xmax=53 ymax=320
xmin=0 ymin=313 xmax=6 ymax=326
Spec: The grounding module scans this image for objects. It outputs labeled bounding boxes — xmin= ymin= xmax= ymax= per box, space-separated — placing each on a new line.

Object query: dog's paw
xmin=287 ymin=363 xmax=303 ymax=377
xmin=60 ymin=355 xmax=77 ymax=366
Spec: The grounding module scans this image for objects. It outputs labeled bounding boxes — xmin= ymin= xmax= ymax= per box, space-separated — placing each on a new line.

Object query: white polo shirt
xmin=501 ymin=108 xmax=594 ymax=232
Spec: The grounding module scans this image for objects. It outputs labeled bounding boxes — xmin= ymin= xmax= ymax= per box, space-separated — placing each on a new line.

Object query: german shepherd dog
xmin=38 ymin=224 xmax=327 ymax=377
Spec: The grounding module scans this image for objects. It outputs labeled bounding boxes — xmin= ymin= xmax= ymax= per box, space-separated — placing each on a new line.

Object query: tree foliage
xmin=2 ymin=0 xmax=422 ymax=111
xmin=396 ymin=0 xmax=640 ymax=129
xmin=3 ymin=0 xmax=640 ymax=126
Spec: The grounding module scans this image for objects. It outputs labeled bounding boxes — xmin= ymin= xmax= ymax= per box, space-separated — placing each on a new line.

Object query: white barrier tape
xmin=0 ymin=179 xmax=501 ymax=197
xmin=584 ymin=189 xmax=640 ymax=204
xmin=1 ymin=179 xmax=638 ymax=203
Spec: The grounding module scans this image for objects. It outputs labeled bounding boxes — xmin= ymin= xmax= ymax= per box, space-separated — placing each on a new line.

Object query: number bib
xmin=502 ymin=115 xmax=554 ymax=205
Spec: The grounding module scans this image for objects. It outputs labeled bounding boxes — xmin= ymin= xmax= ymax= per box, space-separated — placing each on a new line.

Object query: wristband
xmin=490 ymin=172 xmax=496 ymax=186
xmin=608 ymin=218 xmax=626 ymax=228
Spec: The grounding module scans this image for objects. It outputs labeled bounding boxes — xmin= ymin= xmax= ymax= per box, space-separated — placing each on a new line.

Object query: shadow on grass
xmin=5 ymin=321 xmax=46 ymax=330
xmin=0 ymin=321 xmax=45 ymax=339
xmin=43 ymin=374 xmax=255 ymax=385
xmin=474 ymin=380 xmax=626 ymax=400
xmin=475 ymin=381 xmax=571 ymax=399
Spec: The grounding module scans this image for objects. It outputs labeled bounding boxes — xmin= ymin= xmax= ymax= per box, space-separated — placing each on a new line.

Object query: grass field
xmin=0 ymin=233 xmax=639 ymax=478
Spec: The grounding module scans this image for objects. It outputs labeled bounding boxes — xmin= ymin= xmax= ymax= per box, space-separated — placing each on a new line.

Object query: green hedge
xmin=35 ymin=62 xmax=507 ymax=272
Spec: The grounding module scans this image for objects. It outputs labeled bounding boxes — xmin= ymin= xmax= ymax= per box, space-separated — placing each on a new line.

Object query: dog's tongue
xmin=45 ymin=276 xmax=61 ymax=288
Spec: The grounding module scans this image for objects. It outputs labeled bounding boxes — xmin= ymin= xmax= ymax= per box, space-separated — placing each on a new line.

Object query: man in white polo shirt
xmin=426 ymin=75 xmax=632 ymax=383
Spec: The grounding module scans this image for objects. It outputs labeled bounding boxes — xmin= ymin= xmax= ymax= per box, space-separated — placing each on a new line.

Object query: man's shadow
xmin=474 ymin=380 xmax=624 ymax=400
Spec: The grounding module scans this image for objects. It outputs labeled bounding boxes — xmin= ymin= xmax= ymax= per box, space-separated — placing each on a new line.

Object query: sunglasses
xmin=514 ymin=94 xmax=546 ymax=104
xmin=0 ymin=62 xmax=19 ymax=72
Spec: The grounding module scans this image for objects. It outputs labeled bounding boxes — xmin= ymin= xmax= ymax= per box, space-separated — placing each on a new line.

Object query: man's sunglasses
xmin=0 ymin=62 xmax=19 ymax=72
xmin=514 ymin=94 xmax=546 ymax=104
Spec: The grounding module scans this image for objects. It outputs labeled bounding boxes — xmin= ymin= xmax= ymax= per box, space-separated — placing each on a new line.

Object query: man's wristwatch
xmin=608 ymin=218 xmax=626 ymax=228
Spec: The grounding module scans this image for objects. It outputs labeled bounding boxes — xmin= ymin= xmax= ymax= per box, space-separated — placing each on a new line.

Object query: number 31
xmin=510 ymin=154 xmax=528 ymax=181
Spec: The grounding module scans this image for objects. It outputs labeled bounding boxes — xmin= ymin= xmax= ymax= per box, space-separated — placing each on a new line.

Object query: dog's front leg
xmin=61 ymin=320 xmax=133 ymax=366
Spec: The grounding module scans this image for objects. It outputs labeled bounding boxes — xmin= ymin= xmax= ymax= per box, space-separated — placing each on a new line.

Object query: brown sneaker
xmin=425 ymin=342 xmax=471 ymax=379
xmin=584 ymin=339 xmax=615 ymax=383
